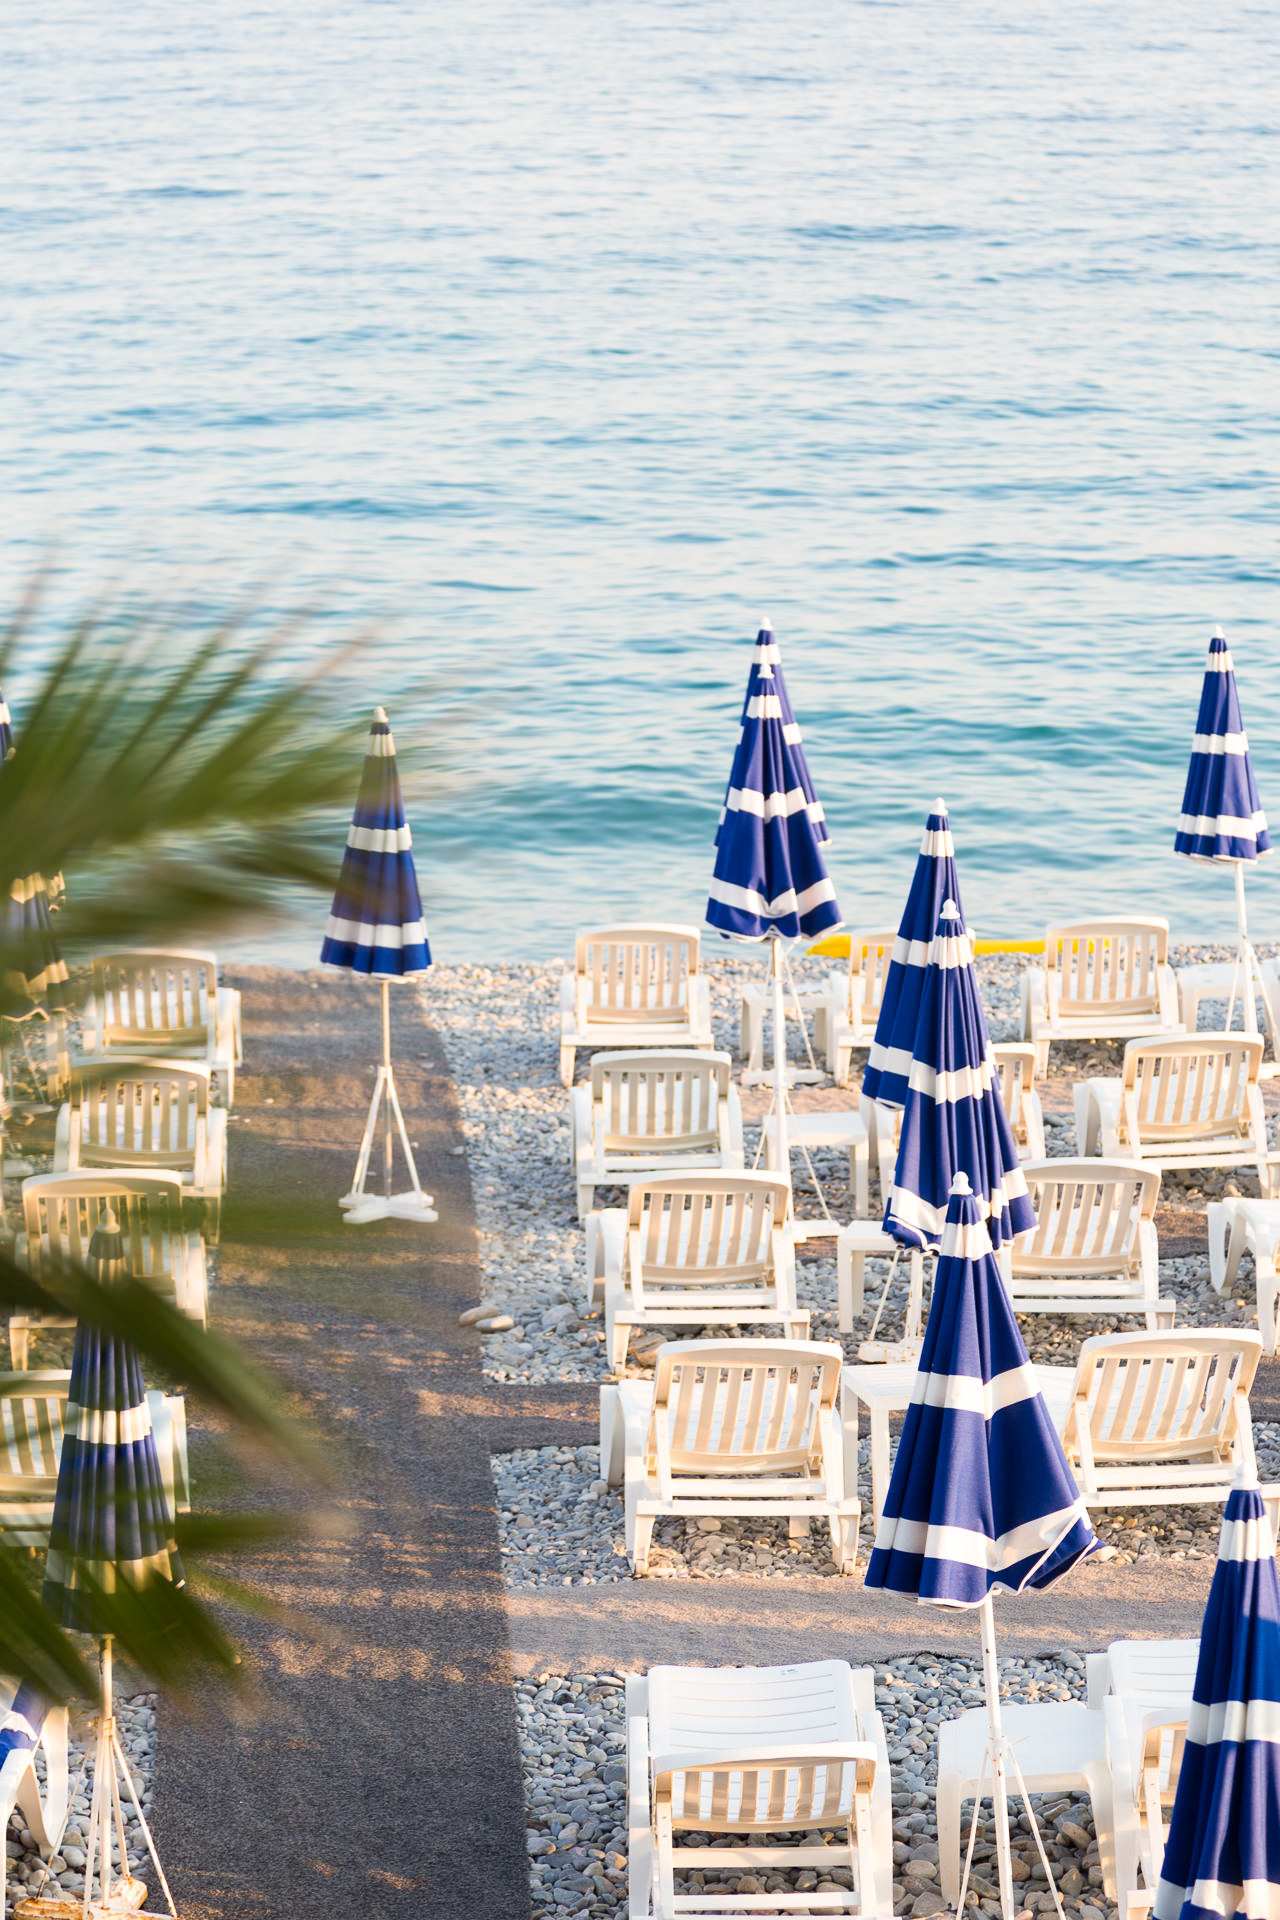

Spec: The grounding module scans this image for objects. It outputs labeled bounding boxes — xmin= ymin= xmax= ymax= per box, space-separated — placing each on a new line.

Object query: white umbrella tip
xmin=1211 ymin=625 xmax=1225 ymax=640
xmin=933 ymin=795 xmax=948 ymax=813
xmin=758 ymin=616 xmax=773 ymax=633
xmin=950 ymin=1171 xmax=973 ymax=1196
xmin=373 ymin=705 xmax=389 ymax=724
xmin=941 ymin=898 xmax=960 ymax=920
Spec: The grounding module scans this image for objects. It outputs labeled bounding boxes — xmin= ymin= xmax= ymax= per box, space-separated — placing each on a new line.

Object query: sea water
xmin=4 ymin=0 xmax=1278 ymax=960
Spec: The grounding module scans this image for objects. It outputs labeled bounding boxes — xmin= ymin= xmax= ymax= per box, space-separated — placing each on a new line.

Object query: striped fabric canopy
xmin=40 ymin=1208 xmax=183 ymax=1634
xmin=0 ymin=1682 xmax=48 ymax=1771
xmin=321 ymin=706 xmax=431 ymax=977
xmin=0 ymin=687 xmax=69 ymax=1010
xmin=1175 ymin=630 xmax=1271 ymax=865
xmin=865 ymin=1173 xmax=1097 ymax=1607
xmin=1155 ymin=1482 xmax=1280 ymax=1920
xmin=863 ymin=800 xmax=964 ymax=1107
xmin=707 ymin=623 xmax=841 ymax=941
xmin=883 ymin=899 xmax=1034 ymax=1252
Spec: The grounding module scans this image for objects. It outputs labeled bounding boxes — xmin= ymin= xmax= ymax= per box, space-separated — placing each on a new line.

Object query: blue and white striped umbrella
xmin=321 ymin=706 xmax=430 ymax=977
xmin=883 ymin=899 xmax=1034 ymax=1252
xmin=1155 ymin=1482 xmax=1280 ymax=1920
xmin=41 ymin=1208 xmax=183 ymax=1634
xmin=1175 ymin=630 xmax=1271 ymax=865
xmin=707 ymin=623 xmax=841 ymax=941
xmin=863 ymin=799 xmax=964 ymax=1108
xmin=867 ymin=1172 xmax=1097 ymax=1604
xmin=0 ymin=687 xmax=13 ymax=760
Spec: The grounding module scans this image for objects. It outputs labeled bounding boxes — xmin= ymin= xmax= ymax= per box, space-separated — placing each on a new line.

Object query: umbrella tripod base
xmin=341 ymin=1191 xmax=439 ymax=1224
xmin=741 ymin=1066 xmax=826 ymax=1090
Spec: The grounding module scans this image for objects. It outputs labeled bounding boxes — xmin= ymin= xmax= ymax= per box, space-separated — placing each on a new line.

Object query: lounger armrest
xmin=203 ymin=1107 xmax=229 ymax=1189
xmin=724 ymin=1085 xmax=745 ymax=1164
xmin=625 ymin=1678 xmax=653 ymax=1920
xmin=1020 ymin=965 xmax=1047 ymax=1039
xmin=558 ymin=971 xmax=576 ymax=1035
xmin=570 ymin=1084 xmax=594 ymax=1177
xmin=839 ymin=1383 xmax=860 ymax=1503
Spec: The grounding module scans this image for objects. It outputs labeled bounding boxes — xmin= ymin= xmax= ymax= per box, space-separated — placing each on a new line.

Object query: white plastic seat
xmin=1207 ymin=1194 xmax=1280 ymax=1351
xmin=0 ymin=1369 xmax=189 ymax=1547
xmin=1058 ymin=1328 xmax=1279 ymax=1528
xmin=584 ymin=1175 xmax=808 ymax=1373
xmin=0 ymin=1677 xmax=70 ymax=1903
xmin=627 ymin=1660 xmax=892 ymax=1918
xmin=571 ymin=1050 xmax=744 ymax=1221
xmin=991 ymin=1042 xmax=1046 ymax=1162
xmin=1178 ymin=954 xmax=1280 ymax=1056
xmin=1074 ymin=1032 xmax=1272 ymax=1193
xmin=813 ymin=929 xmax=899 ymax=1088
xmin=834 ymin=1223 xmax=925 ymax=1335
xmin=559 ymin=925 xmax=713 ymax=1087
xmin=54 ymin=1059 xmax=227 ymax=1242
xmin=936 ymin=1702 xmax=1116 ymax=1905
xmin=81 ymin=950 xmax=241 ymax=1105
xmin=1094 ymin=1638 xmax=1198 ymax=1909
xmin=599 ymin=1338 xmax=860 ymax=1574
xmin=1011 ymin=1160 xmax=1173 ymax=1330
xmin=9 ymin=1171 xmax=209 ymax=1367
xmin=759 ymin=1108 xmax=870 ymax=1216
xmin=1021 ymin=918 xmax=1182 ymax=1075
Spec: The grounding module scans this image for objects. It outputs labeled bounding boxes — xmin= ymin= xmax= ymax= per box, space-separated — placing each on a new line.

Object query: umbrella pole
xmin=341 ymin=980 xmax=437 ymax=1223
xmin=770 ymin=934 xmax=791 ymax=1199
xmin=382 ymin=976 xmax=394 ymax=1199
xmin=978 ymin=1596 xmax=1017 ymax=1920
xmin=1236 ymin=860 xmax=1259 ymax=1038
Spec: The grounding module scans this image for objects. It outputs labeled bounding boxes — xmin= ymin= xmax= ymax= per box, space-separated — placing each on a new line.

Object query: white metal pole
xmin=381 ymin=978 xmax=394 ymax=1197
xmin=1236 ymin=861 xmax=1259 ymax=1037
xmin=979 ymin=1596 xmax=1016 ymax=1920
xmin=771 ymin=934 xmax=789 ymax=1191
xmin=99 ymin=1634 xmax=116 ymax=1908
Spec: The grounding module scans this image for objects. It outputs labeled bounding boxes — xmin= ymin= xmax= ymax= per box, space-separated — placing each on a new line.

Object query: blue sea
xmin=4 ymin=0 xmax=1279 ymax=960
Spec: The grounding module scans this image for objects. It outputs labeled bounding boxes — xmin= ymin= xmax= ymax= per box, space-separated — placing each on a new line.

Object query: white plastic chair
xmin=1010 ymin=1160 xmax=1174 ymax=1330
xmin=81 ymin=950 xmax=241 ymax=1105
xmin=571 ymin=1050 xmax=744 ymax=1220
xmin=559 ymin=925 xmax=713 ymax=1087
xmin=584 ymin=1174 xmax=808 ymax=1373
xmin=1058 ymin=1328 xmax=1279 ymax=1528
xmin=9 ymin=1171 xmax=209 ymax=1367
xmin=54 ymin=1059 xmax=228 ymax=1241
xmin=0 ymin=1677 xmax=70 ymax=1907
xmin=599 ymin=1339 xmax=860 ymax=1574
xmin=0 ymin=1369 xmax=189 ymax=1546
xmin=1021 ymin=918 xmax=1182 ymax=1075
xmin=813 ymin=929 xmax=903 ymax=1087
xmin=992 ymin=1042 xmax=1046 ymax=1162
xmin=1074 ymin=1033 xmax=1272 ymax=1193
xmin=1207 ymin=1195 xmax=1280 ymax=1351
xmin=936 ymin=1702 xmax=1116 ymax=1905
xmin=627 ymin=1660 xmax=891 ymax=1919
xmin=1094 ymin=1638 xmax=1199 ymax=1910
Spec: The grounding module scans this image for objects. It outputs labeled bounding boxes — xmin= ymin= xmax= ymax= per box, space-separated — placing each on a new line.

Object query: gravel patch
xmin=518 ymin=1658 xmax=1119 ymax=1920
xmin=4 ymin=1694 xmax=157 ymax=1912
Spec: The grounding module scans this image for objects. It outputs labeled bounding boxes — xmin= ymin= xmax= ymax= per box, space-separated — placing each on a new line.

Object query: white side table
xmin=760 ymin=1109 xmax=869 ymax=1215
xmin=1207 ymin=1194 xmax=1280 ymax=1351
xmin=835 ymin=1222 xmax=924 ymax=1334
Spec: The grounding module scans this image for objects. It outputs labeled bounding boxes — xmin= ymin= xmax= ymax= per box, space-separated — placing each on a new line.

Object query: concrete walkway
xmin=154 ymin=968 xmax=1216 ymax=1920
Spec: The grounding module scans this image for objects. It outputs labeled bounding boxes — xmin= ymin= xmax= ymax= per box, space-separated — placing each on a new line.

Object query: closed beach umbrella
xmin=321 ymin=706 xmax=436 ymax=1223
xmin=707 ymin=621 xmax=841 ymax=1167
xmin=1154 ymin=1480 xmax=1280 ymax=1920
xmin=884 ymin=899 xmax=1034 ymax=1253
xmin=863 ymin=799 xmax=963 ymax=1106
xmin=866 ymin=1172 xmax=1098 ymax=1918
xmin=40 ymin=1205 xmax=183 ymax=1916
xmin=1174 ymin=628 xmax=1271 ymax=1032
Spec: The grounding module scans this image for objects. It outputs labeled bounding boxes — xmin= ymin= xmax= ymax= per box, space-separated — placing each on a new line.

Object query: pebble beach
xmin=426 ymin=944 xmax=1280 ymax=1920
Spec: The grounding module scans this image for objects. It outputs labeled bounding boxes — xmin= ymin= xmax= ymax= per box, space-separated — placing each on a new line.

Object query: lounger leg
xmin=837 ymin=1240 xmax=863 ymax=1331
xmin=831 ymin=1508 xmax=859 ymax=1575
xmin=1207 ymin=1201 xmax=1235 ymax=1293
xmin=8 ymin=1320 xmax=29 ymax=1370
xmin=935 ymin=1751 xmax=963 ymax=1906
xmin=577 ymin=1181 xmax=594 ymax=1223
xmin=870 ymin=1404 xmax=892 ymax=1528
xmin=1073 ymin=1082 xmax=1098 ymax=1157
xmin=850 ymin=1136 xmax=868 ymax=1217
xmin=835 ymin=1038 xmax=853 ymax=1088
xmin=599 ymin=1385 xmax=625 ymax=1486
xmin=630 ymin=1512 xmax=655 ymax=1575
xmin=606 ymin=1310 xmax=631 ymax=1375
xmin=559 ymin=1043 xmax=575 ymax=1088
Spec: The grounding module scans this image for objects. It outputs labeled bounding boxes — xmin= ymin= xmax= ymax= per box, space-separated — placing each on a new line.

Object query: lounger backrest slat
xmin=1078 ymin=1334 xmax=1257 ymax=1462
xmin=71 ymin=1064 xmax=207 ymax=1171
xmin=575 ymin=927 xmax=698 ymax=1027
xmin=1016 ymin=1162 xmax=1156 ymax=1277
xmin=595 ymin=1053 xmax=729 ymax=1152
xmin=659 ymin=1753 xmax=869 ymax=1831
xmin=845 ymin=930 xmax=898 ymax=1026
xmin=1049 ymin=921 xmax=1169 ymax=1017
xmin=654 ymin=1348 xmax=838 ymax=1476
xmin=1123 ymin=1037 xmax=1261 ymax=1142
xmin=630 ymin=1178 xmax=786 ymax=1289
xmin=22 ymin=1174 xmax=183 ymax=1285
xmin=93 ymin=952 xmax=217 ymax=1050
xmin=0 ymin=1375 xmax=69 ymax=1485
